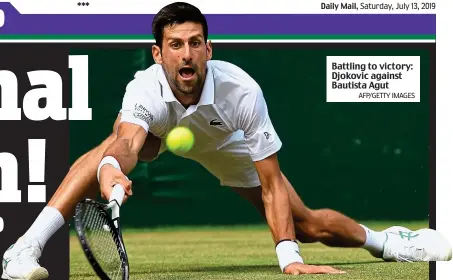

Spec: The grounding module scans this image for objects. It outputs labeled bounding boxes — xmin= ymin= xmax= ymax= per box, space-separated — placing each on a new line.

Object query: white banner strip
xmin=436 ymin=0 xmax=453 ymax=279
xmin=4 ymin=0 xmax=437 ymax=15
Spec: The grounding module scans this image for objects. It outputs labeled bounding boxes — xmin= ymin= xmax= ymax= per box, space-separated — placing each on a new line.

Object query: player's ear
xmin=206 ymin=40 xmax=212 ymax=61
xmin=152 ymin=45 xmax=162 ymax=64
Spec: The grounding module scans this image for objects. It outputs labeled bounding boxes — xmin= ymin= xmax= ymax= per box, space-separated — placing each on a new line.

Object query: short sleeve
xmin=120 ymin=71 xmax=167 ymax=135
xmin=238 ymin=87 xmax=282 ymax=161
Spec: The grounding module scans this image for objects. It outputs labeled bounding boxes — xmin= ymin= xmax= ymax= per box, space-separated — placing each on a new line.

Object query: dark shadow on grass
xmin=126 ymin=265 xmax=278 ymax=274
xmin=71 ymin=261 xmax=385 ymax=278
xmin=71 ymin=265 xmax=278 ymax=277
xmin=319 ymin=260 xmax=384 ymax=266
xmin=128 ymin=260 xmax=384 ymax=274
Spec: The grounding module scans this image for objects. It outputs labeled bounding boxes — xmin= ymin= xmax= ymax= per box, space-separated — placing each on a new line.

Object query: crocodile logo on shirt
xmin=209 ymin=119 xmax=223 ymax=126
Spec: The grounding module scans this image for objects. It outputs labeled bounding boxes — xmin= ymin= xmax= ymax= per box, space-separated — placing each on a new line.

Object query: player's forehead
xmin=162 ymin=22 xmax=204 ymax=41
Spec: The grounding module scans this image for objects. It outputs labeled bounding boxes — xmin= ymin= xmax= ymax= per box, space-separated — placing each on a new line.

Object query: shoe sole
xmin=1 ymin=267 xmax=48 ymax=280
xmin=26 ymin=268 xmax=48 ymax=280
xmin=447 ymin=246 xmax=452 ymax=261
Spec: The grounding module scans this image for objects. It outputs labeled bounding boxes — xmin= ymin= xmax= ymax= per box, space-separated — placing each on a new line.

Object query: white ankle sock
xmin=360 ymin=224 xmax=387 ymax=257
xmin=23 ymin=206 xmax=65 ymax=249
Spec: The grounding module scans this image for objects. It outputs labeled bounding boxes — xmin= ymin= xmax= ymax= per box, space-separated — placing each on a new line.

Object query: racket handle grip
xmin=109 ymin=184 xmax=125 ymax=207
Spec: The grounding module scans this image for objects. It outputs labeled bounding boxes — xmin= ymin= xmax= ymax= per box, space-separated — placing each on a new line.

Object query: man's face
xmin=153 ymin=22 xmax=212 ymax=97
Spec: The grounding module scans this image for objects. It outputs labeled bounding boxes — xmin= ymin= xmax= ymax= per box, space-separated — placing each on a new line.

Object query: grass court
xmin=70 ymin=221 xmax=429 ymax=280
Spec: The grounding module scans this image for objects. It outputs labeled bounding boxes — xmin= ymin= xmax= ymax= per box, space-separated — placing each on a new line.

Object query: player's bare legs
xmin=2 ymin=115 xmax=162 ymax=280
xmin=1 ymin=117 xmax=122 ymax=280
xmin=281 ymin=173 xmax=366 ymax=247
xmin=45 ymin=114 xmax=162 ymax=219
xmin=48 ymin=132 xmax=117 ymax=219
xmin=231 ymin=174 xmax=452 ymax=262
xmin=30 ymin=114 xmax=161 ymax=226
xmin=230 ymin=173 xmax=384 ymax=255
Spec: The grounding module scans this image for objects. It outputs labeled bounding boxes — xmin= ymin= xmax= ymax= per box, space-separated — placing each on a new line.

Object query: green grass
xmin=70 ymin=221 xmax=430 ymax=279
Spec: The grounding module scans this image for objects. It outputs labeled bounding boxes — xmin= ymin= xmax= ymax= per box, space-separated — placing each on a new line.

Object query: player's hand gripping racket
xmin=74 ymin=184 xmax=130 ymax=280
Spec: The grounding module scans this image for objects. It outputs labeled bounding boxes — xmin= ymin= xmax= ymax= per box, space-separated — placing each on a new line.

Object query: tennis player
xmin=2 ymin=2 xmax=451 ymax=279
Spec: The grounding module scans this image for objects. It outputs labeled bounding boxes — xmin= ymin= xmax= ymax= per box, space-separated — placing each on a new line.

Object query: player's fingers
xmin=324 ymin=266 xmax=346 ymax=274
xmin=317 ymin=267 xmax=334 ymax=274
xmin=101 ymin=186 xmax=112 ymax=202
xmin=319 ymin=266 xmax=345 ymax=274
xmin=124 ymin=180 xmax=133 ymax=196
xmin=115 ymin=175 xmax=133 ymax=196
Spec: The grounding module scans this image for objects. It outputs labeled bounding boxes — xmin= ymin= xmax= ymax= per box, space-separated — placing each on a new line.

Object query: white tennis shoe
xmin=382 ymin=227 xmax=452 ymax=262
xmin=1 ymin=237 xmax=48 ymax=280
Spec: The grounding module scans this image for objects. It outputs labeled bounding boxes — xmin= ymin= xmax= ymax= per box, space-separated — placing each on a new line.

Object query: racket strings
xmin=81 ymin=203 xmax=125 ymax=280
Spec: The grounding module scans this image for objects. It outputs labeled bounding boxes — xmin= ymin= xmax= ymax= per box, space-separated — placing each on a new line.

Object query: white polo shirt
xmin=119 ymin=60 xmax=282 ymax=188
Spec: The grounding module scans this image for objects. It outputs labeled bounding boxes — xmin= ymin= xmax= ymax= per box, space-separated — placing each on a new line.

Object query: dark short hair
xmin=152 ymin=2 xmax=208 ymax=48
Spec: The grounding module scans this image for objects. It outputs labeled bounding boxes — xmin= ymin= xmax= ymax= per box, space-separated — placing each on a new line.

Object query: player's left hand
xmin=283 ymin=263 xmax=346 ymax=275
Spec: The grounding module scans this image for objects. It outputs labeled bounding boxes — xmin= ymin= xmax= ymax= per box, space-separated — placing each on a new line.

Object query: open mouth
xmin=179 ymin=67 xmax=195 ymax=80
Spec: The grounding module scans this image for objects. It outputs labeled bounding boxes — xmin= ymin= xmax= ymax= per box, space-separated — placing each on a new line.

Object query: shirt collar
xmin=197 ymin=64 xmax=214 ymax=106
xmin=157 ymin=63 xmax=214 ymax=106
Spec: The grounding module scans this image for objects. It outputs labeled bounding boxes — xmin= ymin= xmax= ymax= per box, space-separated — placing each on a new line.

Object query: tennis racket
xmin=74 ymin=184 xmax=130 ymax=280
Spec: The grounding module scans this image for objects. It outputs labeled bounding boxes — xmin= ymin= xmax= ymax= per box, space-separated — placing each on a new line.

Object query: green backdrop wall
xmin=69 ymin=45 xmax=430 ymax=227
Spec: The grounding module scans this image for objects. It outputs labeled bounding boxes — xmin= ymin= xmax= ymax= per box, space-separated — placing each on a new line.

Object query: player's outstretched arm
xmin=254 ymin=153 xmax=296 ymax=245
xmin=254 ymin=153 xmax=345 ymax=275
xmin=97 ymin=121 xmax=148 ymax=202
xmin=239 ymin=85 xmax=344 ymax=274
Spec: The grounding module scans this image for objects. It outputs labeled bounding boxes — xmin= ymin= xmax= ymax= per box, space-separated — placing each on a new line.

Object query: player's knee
xmin=295 ymin=228 xmax=318 ymax=243
xmin=137 ymin=134 xmax=161 ymax=162
xmin=294 ymin=209 xmax=332 ymax=242
xmin=295 ymin=222 xmax=325 ymax=242
xmin=138 ymin=150 xmax=155 ymax=162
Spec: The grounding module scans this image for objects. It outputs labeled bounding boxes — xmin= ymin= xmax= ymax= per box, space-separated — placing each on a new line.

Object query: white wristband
xmin=275 ymin=240 xmax=304 ymax=272
xmin=97 ymin=156 xmax=121 ymax=182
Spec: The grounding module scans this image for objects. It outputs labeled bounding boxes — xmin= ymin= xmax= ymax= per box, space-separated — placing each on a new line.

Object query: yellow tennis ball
xmin=166 ymin=126 xmax=194 ymax=155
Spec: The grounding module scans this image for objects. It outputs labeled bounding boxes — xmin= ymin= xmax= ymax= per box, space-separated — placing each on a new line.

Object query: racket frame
xmin=74 ymin=198 xmax=130 ymax=280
